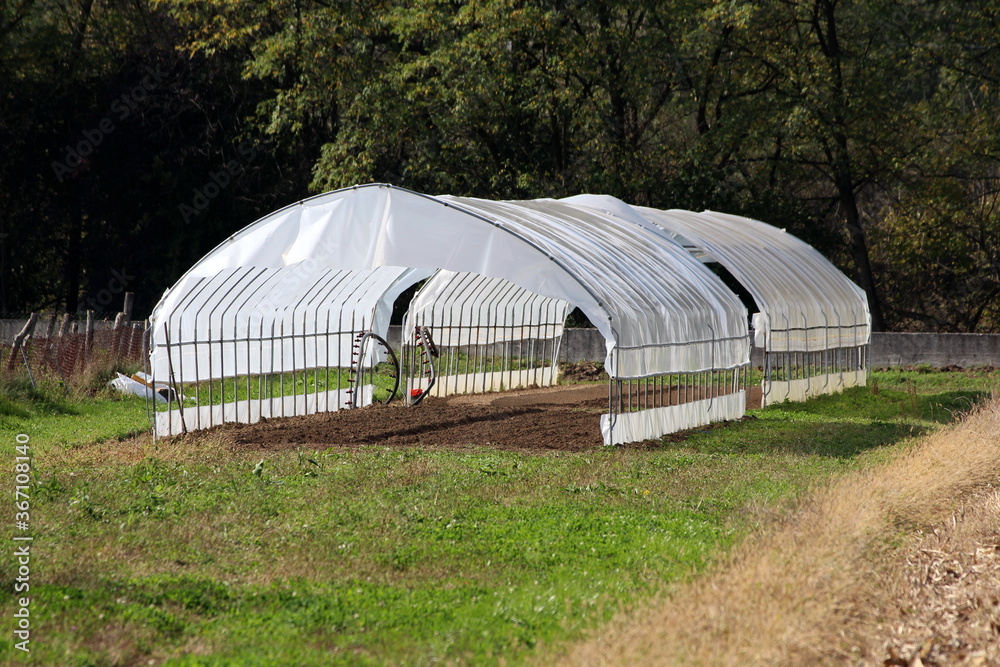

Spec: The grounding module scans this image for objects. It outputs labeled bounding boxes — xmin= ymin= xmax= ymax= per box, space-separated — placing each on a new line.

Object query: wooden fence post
xmin=111 ymin=292 xmax=134 ymax=361
xmin=84 ymin=310 xmax=94 ymax=365
xmin=6 ymin=313 xmax=38 ymax=372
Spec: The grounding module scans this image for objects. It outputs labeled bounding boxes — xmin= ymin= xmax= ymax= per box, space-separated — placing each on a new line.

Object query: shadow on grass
xmin=0 ymin=379 xmax=79 ymax=418
xmin=668 ymin=386 xmax=989 ymax=459
xmin=771 ymin=386 xmax=985 ymax=425
xmin=689 ymin=418 xmax=929 ymax=458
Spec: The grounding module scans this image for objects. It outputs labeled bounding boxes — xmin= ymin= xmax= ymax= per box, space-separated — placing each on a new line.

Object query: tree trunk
xmin=815 ymin=0 xmax=886 ymax=331
xmin=835 ymin=172 xmax=885 ymax=330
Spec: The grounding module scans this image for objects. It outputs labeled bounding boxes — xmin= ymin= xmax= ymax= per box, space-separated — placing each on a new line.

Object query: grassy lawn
xmin=0 ymin=369 xmax=996 ymax=665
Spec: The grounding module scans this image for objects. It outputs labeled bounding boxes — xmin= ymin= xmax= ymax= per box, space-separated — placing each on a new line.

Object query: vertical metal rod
xmin=498 ymin=283 xmax=511 ymax=393
xmin=457 ymin=274 xmax=476 ymax=394
xmin=475 ymin=285 xmax=487 ymax=392
xmin=460 ymin=281 xmax=471 ymax=394
xmin=290 ymin=308 xmax=298 ymax=419
xmin=530 ymin=296 xmax=541 ymax=386
xmin=174 ymin=270 xmax=222 ymax=433
xmin=311 ymin=304 xmax=318 ymax=413
xmin=144 ymin=324 xmax=154 ymax=438
xmin=519 ymin=290 xmax=533 ymax=387
xmin=218 ymin=268 xmax=263 ymax=424
xmin=450 ymin=288 xmax=460 ymax=395
xmin=336 ymin=307 xmax=343 ymax=407
xmin=783 ymin=314 xmax=791 ymax=402
xmin=164 ymin=325 xmax=187 ymax=435
xmin=232 ymin=322 xmax=238 ymax=423
xmin=257 ymin=313 xmax=265 ymax=420
xmin=838 ymin=312 xmax=845 ymax=381
xmin=324 ymin=304 xmax=332 ymax=412
xmin=802 ymin=313 xmax=810 ymax=397
xmin=278 ymin=320 xmax=285 ymax=417
xmin=268 ymin=317 xmax=277 ymax=417
xmin=321 ymin=270 xmax=351 ymax=410
xmin=852 ymin=308 xmax=861 ymax=385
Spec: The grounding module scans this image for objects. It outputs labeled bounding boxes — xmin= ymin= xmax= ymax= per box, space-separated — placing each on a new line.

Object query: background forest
xmin=3 ymin=0 xmax=1000 ymax=332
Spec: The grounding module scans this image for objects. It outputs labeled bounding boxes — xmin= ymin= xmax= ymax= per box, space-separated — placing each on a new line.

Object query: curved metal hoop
xmin=409 ymin=326 xmax=437 ymax=406
xmin=351 ymin=332 xmax=401 ymax=408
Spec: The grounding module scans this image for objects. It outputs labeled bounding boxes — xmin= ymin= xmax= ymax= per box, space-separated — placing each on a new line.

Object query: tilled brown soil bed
xmin=229 ymin=384 xmax=611 ymax=453
xmin=223 ymin=383 xmax=760 ymax=453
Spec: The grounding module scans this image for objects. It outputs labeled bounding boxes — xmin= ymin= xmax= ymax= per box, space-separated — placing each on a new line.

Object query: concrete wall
xmin=558 ymin=328 xmax=608 ymax=363
xmin=387 ymin=325 xmax=608 ymax=362
xmin=870 ymin=332 xmax=1000 ymax=368
xmin=558 ymin=329 xmax=1000 ymax=368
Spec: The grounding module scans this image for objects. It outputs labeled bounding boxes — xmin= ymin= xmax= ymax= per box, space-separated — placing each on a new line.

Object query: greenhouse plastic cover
xmin=564 ymin=195 xmax=870 ymax=353
xmin=436 ymin=194 xmax=750 ymax=376
xmin=149 ymin=184 xmax=750 ymax=381
xmin=149 ymin=263 xmax=430 ymax=382
xmin=640 ymin=209 xmax=870 ymax=352
xmin=404 ymin=270 xmax=570 ymax=346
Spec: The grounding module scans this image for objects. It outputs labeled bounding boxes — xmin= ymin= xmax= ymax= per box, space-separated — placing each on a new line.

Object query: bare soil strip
xmin=557 ymin=399 xmax=1000 ymax=666
xmin=221 ymin=382 xmax=758 ymax=453
xmin=228 ymin=390 xmax=610 ymax=452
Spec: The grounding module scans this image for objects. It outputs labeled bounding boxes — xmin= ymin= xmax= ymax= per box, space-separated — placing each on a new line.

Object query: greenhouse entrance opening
xmin=402 ymin=271 xmax=569 ymax=403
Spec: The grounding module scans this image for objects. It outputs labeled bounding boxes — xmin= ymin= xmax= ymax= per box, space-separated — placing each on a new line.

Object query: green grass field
xmin=0 ymin=368 xmax=996 ymax=665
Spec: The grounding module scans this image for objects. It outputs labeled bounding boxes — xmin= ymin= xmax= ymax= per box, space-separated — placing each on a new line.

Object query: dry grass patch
xmin=558 ymin=397 xmax=1000 ymax=665
xmin=859 ymin=487 xmax=1000 ymax=666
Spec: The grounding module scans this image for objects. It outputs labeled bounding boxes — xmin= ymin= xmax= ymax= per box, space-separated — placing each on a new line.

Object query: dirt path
xmin=556 ymin=400 xmax=1000 ymax=666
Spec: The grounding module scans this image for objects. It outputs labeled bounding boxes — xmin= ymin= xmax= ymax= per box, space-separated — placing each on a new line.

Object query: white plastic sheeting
xmin=633 ymin=208 xmax=870 ymax=353
xmin=149 ymin=264 xmax=428 ymax=382
xmin=404 ymin=270 xmax=569 ymax=346
xmin=560 ymin=194 xmax=711 ymax=261
xmin=764 ymin=370 xmax=868 ymax=407
xmin=561 ymin=194 xmax=870 ymax=354
xmin=438 ymin=196 xmax=750 ymax=377
xmin=150 ymin=184 xmax=751 ymax=381
xmin=601 ymin=392 xmax=746 ymax=446
xmin=154 ymin=385 xmax=373 ymax=437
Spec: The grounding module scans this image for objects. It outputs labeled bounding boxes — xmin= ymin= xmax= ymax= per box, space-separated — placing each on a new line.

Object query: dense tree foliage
xmin=3 ymin=0 xmax=1000 ymax=332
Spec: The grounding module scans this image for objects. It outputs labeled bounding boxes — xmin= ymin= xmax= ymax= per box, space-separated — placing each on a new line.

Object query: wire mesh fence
xmin=147 ymin=314 xmax=407 ymax=437
xmin=3 ymin=320 xmax=147 ymax=385
xmin=610 ymin=367 xmax=748 ymax=414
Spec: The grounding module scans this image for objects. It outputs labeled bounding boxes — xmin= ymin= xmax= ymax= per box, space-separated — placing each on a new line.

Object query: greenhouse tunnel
xmin=634 ymin=206 xmax=870 ymax=405
xmin=148 ymin=183 xmax=751 ymax=445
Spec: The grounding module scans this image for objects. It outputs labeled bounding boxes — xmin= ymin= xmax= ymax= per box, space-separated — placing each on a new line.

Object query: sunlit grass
xmin=0 ymin=368 xmax=996 ymax=664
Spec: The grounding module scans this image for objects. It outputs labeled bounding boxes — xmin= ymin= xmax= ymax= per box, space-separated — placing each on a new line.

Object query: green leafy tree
xmin=690 ymin=0 xmax=951 ymax=330
xmin=870 ymin=0 xmax=1000 ymax=331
